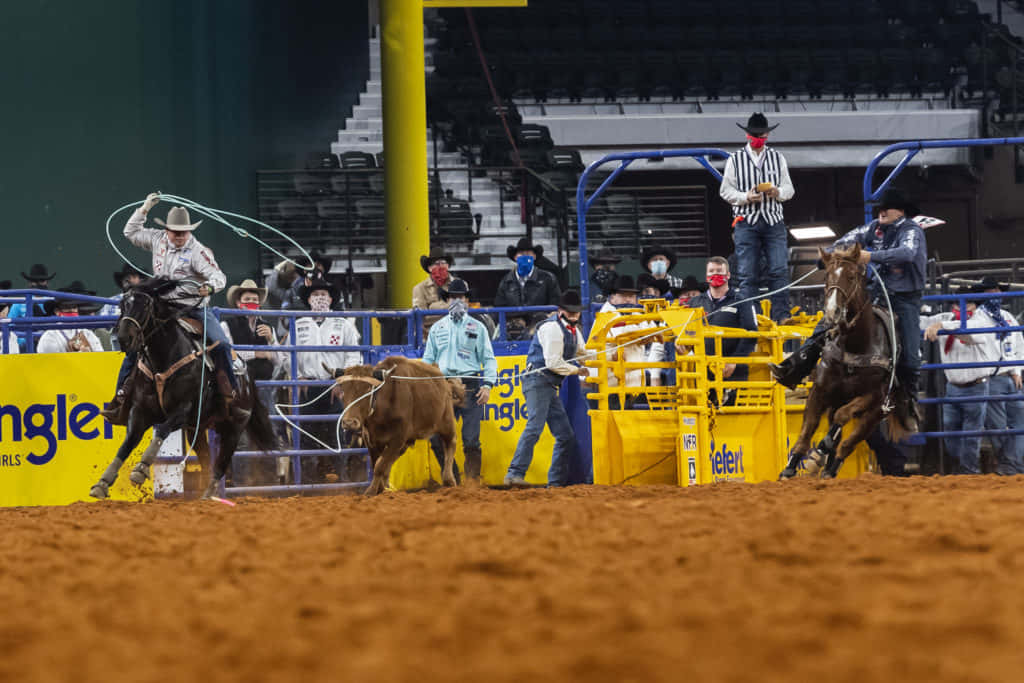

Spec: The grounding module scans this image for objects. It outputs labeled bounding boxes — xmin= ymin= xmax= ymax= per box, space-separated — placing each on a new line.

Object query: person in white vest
xmin=37 ymin=283 xmax=104 ymax=354
xmin=719 ymin=113 xmax=795 ymax=323
xmin=294 ymin=275 xmax=361 ymax=483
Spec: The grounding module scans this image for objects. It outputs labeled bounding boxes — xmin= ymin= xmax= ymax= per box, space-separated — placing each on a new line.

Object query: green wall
xmin=0 ymin=0 xmax=368 ymax=299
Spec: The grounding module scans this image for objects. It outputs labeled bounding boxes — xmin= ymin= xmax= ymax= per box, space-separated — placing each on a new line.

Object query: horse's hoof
xmin=200 ymin=481 xmax=219 ymax=500
xmin=779 ymin=468 xmax=798 ymax=480
xmin=802 ymin=451 xmax=824 ymax=475
xmin=89 ymin=481 xmax=110 ymax=499
xmin=129 ymin=463 xmax=150 ymax=486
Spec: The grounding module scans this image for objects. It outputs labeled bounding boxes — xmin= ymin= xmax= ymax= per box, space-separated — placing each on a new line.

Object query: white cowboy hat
xmin=226 ymin=278 xmax=268 ymax=307
xmin=154 ymin=206 xmax=202 ymax=231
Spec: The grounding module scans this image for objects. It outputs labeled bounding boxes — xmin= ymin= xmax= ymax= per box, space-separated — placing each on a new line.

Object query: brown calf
xmin=332 ymin=356 xmax=465 ymax=496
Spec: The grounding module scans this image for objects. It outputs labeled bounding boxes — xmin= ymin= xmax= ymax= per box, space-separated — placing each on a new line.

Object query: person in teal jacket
xmin=422 ymin=278 xmax=498 ymax=482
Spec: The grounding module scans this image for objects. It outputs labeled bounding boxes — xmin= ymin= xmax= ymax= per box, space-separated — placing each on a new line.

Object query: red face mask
xmin=946 ymin=307 xmax=973 ymax=353
xmin=56 ymin=310 xmax=79 ymax=317
xmin=707 ymin=274 xmax=727 ymax=288
xmin=238 ymin=302 xmax=260 ymax=311
xmin=430 ymin=264 xmax=449 ymax=287
xmin=747 ymin=134 xmax=767 ymax=150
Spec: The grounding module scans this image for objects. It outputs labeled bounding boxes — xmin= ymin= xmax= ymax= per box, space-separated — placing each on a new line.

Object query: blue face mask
xmin=516 ymin=255 xmax=535 ymax=277
xmin=650 ymin=260 xmax=668 ymax=276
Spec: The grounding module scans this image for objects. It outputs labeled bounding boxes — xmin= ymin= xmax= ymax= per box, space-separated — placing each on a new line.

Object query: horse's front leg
xmin=129 ymin=415 xmax=184 ymax=486
xmin=91 ymin=411 xmax=151 ymax=499
xmin=781 ymin=385 xmax=830 ymax=479
xmin=823 ymin=401 xmax=883 ymax=479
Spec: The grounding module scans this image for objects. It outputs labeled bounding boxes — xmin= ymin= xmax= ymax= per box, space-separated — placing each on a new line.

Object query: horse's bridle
xmin=825 ymin=258 xmax=869 ymax=328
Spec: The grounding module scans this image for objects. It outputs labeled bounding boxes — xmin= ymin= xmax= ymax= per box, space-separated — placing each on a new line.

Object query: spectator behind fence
xmin=412 ymin=247 xmax=457 ymax=334
xmin=921 ymin=289 xmax=999 ymax=474
xmin=295 ymin=275 xmax=361 ymax=484
xmin=599 ymin=275 xmax=664 ymax=402
xmin=976 ymin=277 xmax=1024 ymax=474
xmin=37 ymin=283 xmax=104 ymax=354
xmin=676 ymin=275 xmax=706 ymax=306
xmin=100 ymin=264 xmax=145 ymax=350
xmin=589 ymin=248 xmax=621 ymax=303
xmin=8 ymin=263 xmax=55 ymax=351
xmin=221 ymin=278 xmax=286 ymax=485
xmin=265 ymin=259 xmax=302 ymax=311
xmin=641 ymin=246 xmax=684 ymax=291
xmin=494 ymin=237 xmax=561 ymax=340
xmin=505 ymin=289 xmax=589 ymax=487
xmin=423 ymin=278 xmax=498 ymax=483
xmin=1 ymin=281 xmax=20 ymax=355
xmin=719 ymin=112 xmax=795 ymax=324
xmin=680 ymin=256 xmax=758 ymax=407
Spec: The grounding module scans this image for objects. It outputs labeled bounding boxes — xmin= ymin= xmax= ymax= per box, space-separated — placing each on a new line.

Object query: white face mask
xmin=308 ymin=291 xmax=332 ymax=312
xmin=448 ymin=298 xmax=468 ymax=322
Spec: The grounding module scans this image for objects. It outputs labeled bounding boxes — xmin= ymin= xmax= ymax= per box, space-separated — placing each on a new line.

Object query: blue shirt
xmin=831 ymin=216 xmax=926 ymax=293
xmin=422 ymin=313 xmax=498 ymax=385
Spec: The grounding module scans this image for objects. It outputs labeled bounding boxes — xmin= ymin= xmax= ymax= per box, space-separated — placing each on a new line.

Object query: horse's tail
xmin=245 ymin=379 xmax=279 ymax=453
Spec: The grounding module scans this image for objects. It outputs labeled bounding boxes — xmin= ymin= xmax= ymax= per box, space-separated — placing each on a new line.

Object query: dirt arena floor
xmin=4 ymin=475 xmax=1024 ymax=683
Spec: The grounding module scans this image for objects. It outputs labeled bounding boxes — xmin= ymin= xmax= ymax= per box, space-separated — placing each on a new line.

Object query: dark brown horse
xmin=90 ymin=278 xmax=278 ymax=499
xmin=780 ymin=244 xmax=916 ymax=479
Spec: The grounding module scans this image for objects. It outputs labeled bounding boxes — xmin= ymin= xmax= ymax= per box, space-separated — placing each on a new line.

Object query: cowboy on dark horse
xmin=101 ymin=192 xmax=241 ymax=423
xmin=771 ymin=188 xmax=926 ymax=472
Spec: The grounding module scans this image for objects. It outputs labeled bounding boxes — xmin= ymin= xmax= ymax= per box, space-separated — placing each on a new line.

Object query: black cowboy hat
xmin=298 ymin=275 xmax=340 ymax=307
xmin=637 ymin=273 xmax=671 ymax=295
xmin=420 ymin=246 xmax=456 ymax=273
xmin=737 ymin=112 xmax=779 ymax=136
xmin=0 ymin=280 xmax=11 ymax=291
xmin=112 ymin=263 xmax=145 ymax=288
xmin=558 ymin=289 xmax=583 ymax=313
xmin=609 ymin=274 xmax=639 ymax=294
xmin=641 ymin=246 xmax=677 ymax=273
xmin=873 ymin=188 xmax=920 ymax=218
xmin=447 ymin=278 xmax=470 ymax=296
xmin=976 ymin=275 xmax=1010 ymax=292
xmin=506 ymin=237 xmax=544 ymax=261
xmin=44 ymin=281 xmax=96 ymax=315
xmin=590 ymin=247 xmax=621 ymax=265
xmin=679 ymin=274 xmax=707 ymax=294
xmin=21 ymin=263 xmax=55 ymax=282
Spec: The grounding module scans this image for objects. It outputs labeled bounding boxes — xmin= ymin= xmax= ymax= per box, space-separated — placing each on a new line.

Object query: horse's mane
xmin=831 ymin=244 xmax=861 ymax=262
xmin=133 ymin=277 xmax=180 ymax=298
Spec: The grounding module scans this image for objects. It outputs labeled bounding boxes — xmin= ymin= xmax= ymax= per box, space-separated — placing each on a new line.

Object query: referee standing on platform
xmin=720 ymin=113 xmax=795 ymax=323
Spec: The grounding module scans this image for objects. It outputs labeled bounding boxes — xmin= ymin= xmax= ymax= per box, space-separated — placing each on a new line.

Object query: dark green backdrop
xmin=0 ymin=0 xmax=368 ymax=300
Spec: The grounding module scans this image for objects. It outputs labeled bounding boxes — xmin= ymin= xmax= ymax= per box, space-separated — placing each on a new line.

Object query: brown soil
xmin=4 ymin=475 xmax=1024 ymax=683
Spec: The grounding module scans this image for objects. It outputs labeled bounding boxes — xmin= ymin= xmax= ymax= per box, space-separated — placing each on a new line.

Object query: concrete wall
xmin=0 ymin=0 xmax=368 ymax=300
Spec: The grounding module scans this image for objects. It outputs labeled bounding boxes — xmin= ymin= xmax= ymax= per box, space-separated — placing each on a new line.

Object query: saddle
xmin=177 ymin=317 xmax=204 ymax=336
xmin=821 ymin=306 xmax=900 ymax=371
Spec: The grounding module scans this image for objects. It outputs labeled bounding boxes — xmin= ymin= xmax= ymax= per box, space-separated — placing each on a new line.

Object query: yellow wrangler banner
xmin=0 ymin=353 xmax=153 ymax=507
xmin=388 ymin=355 xmax=554 ymax=489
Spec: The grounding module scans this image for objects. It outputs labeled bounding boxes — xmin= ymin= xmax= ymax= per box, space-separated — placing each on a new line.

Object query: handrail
xmin=862 ymin=137 xmax=1024 ymax=223
xmin=575 ymin=148 xmax=730 ymax=312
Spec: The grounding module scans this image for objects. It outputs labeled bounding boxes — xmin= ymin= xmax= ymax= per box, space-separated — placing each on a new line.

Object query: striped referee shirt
xmin=719 ymin=144 xmax=794 ymax=226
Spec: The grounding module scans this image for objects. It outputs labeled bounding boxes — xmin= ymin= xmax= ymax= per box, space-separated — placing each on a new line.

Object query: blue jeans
xmin=942 ymin=381 xmax=988 ymax=474
xmin=888 ymin=291 xmax=921 ymax=383
xmin=507 ymin=374 xmax=578 ymax=486
xmin=984 ymin=374 xmax=1024 ymax=474
xmin=431 ymin=377 xmax=485 ymax=479
xmin=734 ymin=217 xmax=789 ymax=322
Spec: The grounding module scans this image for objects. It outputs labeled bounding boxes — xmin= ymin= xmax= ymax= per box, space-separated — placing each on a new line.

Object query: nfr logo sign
xmin=0 ymin=395 xmax=115 ymax=466
xmin=709 ymin=441 xmax=745 ymax=481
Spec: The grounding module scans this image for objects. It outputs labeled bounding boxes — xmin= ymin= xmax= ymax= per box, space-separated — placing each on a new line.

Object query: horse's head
xmin=331 ymin=365 xmax=383 ymax=431
xmin=116 ymin=278 xmax=178 ymax=352
xmin=820 ymin=244 xmax=867 ymax=326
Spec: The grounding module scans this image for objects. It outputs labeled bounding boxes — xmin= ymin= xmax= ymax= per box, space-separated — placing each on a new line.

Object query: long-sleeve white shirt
xmin=36 ymin=328 xmax=104 ymax=354
xmin=598 ymin=301 xmax=664 ymax=388
xmin=988 ymin=307 xmax=1024 ymax=378
xmin=1 ymin=331 xmax=19 ymax=354
xmin=921 ymin=310 xmax=998 ymax=385
xmin=294 ymin=316 xmax=362 ymax=380
xmin=536 ymin=318 xmax=588 ymax=377
xmin=123 ymin=209 xmax=226 ymax=306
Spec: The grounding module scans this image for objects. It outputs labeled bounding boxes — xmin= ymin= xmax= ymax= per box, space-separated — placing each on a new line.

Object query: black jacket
xmin=688 ymin=287 xmax=758 ymax=362
xmin=494 ymin=267 xmax=561 ymax=311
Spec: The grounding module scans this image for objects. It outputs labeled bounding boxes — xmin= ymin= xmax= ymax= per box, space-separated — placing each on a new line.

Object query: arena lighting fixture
xmin=789 ymin=225 xmax=836 ymax=241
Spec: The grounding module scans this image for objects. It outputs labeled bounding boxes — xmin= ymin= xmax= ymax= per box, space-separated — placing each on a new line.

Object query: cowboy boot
xmin=898 ymin=372 xmax=922 ymax=432
xmin=464 ymin=447 xmax=483 ymax=481
xmin=769 ymin=328 xmax=830 ymax=389
xmin=100 ymin=371 xmax=135 ymax=426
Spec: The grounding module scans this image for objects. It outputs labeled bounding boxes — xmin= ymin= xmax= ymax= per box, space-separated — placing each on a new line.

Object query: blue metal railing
xmin=575 ymin=148 xmax=730 ymax=310
xmin=862 ymin=137 xmax=1024 ymax=223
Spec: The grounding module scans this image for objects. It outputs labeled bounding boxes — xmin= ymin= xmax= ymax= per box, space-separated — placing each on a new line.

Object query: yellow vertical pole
xmin=381 ymin=0 xmax=429 ymax=308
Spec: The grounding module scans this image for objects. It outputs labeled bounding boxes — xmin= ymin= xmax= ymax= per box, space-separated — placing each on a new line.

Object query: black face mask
xmin=591 ymin=268 xmax=616 ymax=293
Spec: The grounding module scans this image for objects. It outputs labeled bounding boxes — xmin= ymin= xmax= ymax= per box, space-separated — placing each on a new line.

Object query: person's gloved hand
xmin=142 ymin=192 xmax=161 ymax=214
